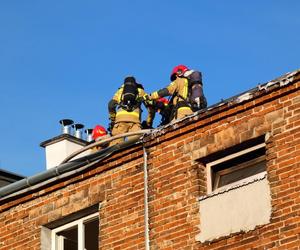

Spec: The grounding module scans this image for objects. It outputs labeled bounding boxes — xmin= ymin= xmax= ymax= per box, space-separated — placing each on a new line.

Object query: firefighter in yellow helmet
xmin=108 ymin=76 xmax=153 ymax=145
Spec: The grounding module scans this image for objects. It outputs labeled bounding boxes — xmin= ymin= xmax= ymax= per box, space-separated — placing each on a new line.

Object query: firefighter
xmin=150 ymin=65 xmax=207 ymax=121
xmin=91 ymin=125 xmax=110 ymax=152
xmin=108 ymin=76 xmax=153 ymax=145
xmin=150 ymin=65 xmax=193 ymax=120
xmin=142 ymin=97 xmax=172 ymax=128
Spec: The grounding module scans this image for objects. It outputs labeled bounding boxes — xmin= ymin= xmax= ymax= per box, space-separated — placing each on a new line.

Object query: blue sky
xmin=0 ymin=1 xmax=299 ymax=177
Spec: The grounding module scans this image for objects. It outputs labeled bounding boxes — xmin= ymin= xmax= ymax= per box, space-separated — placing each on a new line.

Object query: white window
xmin=206 ymin=142 xmax=266 ymax=193
xmin=51 ymin=213 xmax=99 ymax=250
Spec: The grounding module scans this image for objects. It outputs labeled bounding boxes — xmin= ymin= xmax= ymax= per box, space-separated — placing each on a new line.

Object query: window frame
xmin=51 ymin=212 xmax=98 ymax=250
xmin=206 ymin=143 xmax=266 ymax=193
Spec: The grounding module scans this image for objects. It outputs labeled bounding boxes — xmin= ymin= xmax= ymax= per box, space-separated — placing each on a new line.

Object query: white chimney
xmin=40 ymin=119 xmax=89 ymax=169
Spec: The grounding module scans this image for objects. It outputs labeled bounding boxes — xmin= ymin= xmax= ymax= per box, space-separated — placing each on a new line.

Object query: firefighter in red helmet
xmin=92 ymin=125 xmax=107 ymax=140
xmin=142 ymin=97 xmax=172 ymax=128
xmin=170 ymin=65 xmax=189 ymax=81
xmin=150 ymin=65 xmax=207 ymax=121
xmin=91 ymin=125 xmax=110 ymax=151
xmin=150 ymin=65 xmax=193 ymax=120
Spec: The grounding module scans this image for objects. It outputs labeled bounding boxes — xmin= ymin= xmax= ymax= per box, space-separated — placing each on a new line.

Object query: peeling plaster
xmin=199 ymin=172 xmax=267 ymax=201
xmin=235 ymin=92 xmax=253 ymax=103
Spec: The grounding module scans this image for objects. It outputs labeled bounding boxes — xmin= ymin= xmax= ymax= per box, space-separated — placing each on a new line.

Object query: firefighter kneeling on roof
xmin=108 ymin=76 xmax=152 ymax=146
xmin=150 ymin=65 xmax=207 ymax=121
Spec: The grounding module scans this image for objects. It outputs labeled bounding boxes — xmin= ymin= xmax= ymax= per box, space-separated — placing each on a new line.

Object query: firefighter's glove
xmin=141 ymin=121 xmax=152 ymax=129
xmin=109 ymin=113 xmax=116 ymax=123
xmin=143 ymin=94 xmax=151 ymax=102
xmin=142 ymin=94 xmax=153 ymax=106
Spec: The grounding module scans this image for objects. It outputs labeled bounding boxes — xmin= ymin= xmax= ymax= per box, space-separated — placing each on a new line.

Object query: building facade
xmin=0 ymin=69 xmax=299 ymax=249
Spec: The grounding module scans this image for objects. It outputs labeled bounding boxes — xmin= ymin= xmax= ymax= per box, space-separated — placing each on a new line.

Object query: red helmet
xmin=158 ymin=97 xmax=169 ymax=106
xmin=92 ymin=125 xmax=107 ymax=140
xmin=156 ymin=97 xmax=169 ymax=111
xmin=170 ymin=65 xmax=189 ymax=81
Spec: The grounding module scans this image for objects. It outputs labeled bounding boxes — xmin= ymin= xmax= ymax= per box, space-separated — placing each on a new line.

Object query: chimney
xmin=59 ymin=119 xmax=74 ymax=134
xmin=72 ymin=123 xmax=84 ymax=139
xmin=85 ymin=129 xmax=94 ymax=142
xmin=40 ymin=119 xmax=89 ymax=169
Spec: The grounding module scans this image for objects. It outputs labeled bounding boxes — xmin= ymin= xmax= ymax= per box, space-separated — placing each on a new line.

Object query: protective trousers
xmin=175 ymin=107 xmax=194 ymax=120
xmin=110 ymin=122 xmax=141 ymax=146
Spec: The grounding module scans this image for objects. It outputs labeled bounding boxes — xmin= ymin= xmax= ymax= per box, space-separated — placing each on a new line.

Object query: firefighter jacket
xmin=108 ymin=84 xmax=153 ymax=124
xmin=150 ymin=77 xmax=193 ymax=118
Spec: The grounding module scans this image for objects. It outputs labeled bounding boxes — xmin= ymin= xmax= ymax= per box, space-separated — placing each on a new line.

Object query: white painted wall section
xmin=45 ymin=139 xmax=89 ymax=169
xmin=196 ymin=177 xmax=272 ymax=243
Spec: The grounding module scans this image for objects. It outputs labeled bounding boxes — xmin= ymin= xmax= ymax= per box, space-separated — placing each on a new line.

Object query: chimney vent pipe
xmin=59 ymin=119 xmax=74 ymax=134
xmin=72 ymin=124 xmax=84 ymax=139
xmin=85 ymin=129 xmax=94 ymax=142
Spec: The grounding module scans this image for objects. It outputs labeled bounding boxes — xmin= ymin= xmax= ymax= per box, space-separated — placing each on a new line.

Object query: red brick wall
xmin=145 ymin=74 xmax=300 ymax=249
xmin=0 ymin=72 xmax=299 ymax=250
xmin=0 ymin=147 xmax=147 ymax=250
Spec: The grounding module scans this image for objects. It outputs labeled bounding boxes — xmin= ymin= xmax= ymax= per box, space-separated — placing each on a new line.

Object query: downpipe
xmin=143 ymin=145 xmax=150 ymax=250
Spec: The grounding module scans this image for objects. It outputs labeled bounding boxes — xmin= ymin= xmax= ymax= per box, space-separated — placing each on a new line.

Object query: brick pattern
xmin=0 ymin=75 xmax=299 ymax=250
xmin=0 ymin=149 xmax=147 ymax=250
xmin=145 ymin=79 xmax=300 ymax=249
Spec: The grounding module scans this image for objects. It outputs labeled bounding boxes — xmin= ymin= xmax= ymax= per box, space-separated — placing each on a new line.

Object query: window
xmin=197 ymin=136 xmax=271 ymax=243
xmin=51 ymin=213 xmax=99 ymax=250
xmin=206 ymin=137 xmax=266 ymax=193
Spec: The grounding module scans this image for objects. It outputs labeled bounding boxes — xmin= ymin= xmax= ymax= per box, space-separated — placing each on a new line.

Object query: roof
xmin=148 ymin=68 xmax=300 ymax=138
xmin=0 ymin=168 xmax=25 ymax=188
xmin=40 ymin=133 xmax=88 ymax=148
xmin=0 ymin=68 xmax=299 ymax=202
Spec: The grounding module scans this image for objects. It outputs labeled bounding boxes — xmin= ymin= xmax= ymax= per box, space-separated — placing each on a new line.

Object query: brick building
xmin=0 ymin=69 xmax=299 ymax=249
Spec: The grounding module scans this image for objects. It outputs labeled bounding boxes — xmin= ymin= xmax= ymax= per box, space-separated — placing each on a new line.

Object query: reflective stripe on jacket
xmin=115 ymin=107 xmax=141 ymax=123
xmin=150 ymin=77 xmax=194 ymax=120
xmin=152 ymin=77 xmax=192 ymax=110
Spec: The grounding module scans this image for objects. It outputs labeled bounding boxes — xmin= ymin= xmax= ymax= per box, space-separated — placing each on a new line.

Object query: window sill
xmin=199 ymin=172 xmax=267 ymax=201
